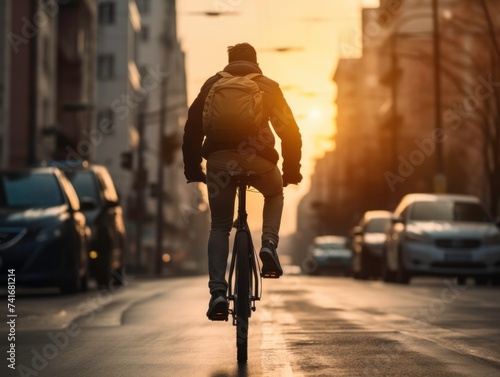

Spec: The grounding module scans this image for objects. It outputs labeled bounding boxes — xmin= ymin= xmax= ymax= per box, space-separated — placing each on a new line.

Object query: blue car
xmin=40 ymin=161 xmax=127 ymax=288
xmin=302 ymin=236 xmax=353 ymax=276
xmin=0 ymin=168 xmax=91 ymax=293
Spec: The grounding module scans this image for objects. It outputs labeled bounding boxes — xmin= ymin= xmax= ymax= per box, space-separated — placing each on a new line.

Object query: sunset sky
xmin=177 ymin=0 xmax=379 ymax=235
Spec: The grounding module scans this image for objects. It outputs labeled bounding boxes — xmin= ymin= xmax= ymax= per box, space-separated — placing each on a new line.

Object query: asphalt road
xmin=1 ymin=272 xmax=500 ymax=377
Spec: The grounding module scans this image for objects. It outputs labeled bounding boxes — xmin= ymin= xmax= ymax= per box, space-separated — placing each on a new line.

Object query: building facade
xmin=136 ymin=0 xmax=209 ymax=274
xmin=0 ymin=1 xmax=10 ymax=168
xmin=7 ymin=1 xmax=57 ymax=167
xmin=301 ymin=0 xmax=500 ymax=238
xmin=55 ymin=0 xmax=98 ymax=163
xmin=3 ymin=0 xmax=97 ymax=168
xmin=94 ymin=0 xmax=142 ymax=213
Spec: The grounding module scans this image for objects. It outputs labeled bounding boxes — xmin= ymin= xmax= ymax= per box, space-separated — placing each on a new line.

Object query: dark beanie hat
xmin=227 ymin=43 xmax=257 ymax=64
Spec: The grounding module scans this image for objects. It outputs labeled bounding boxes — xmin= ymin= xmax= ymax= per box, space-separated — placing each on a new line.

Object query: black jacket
xmin=182 ymin=61 xmax=302 ymax=183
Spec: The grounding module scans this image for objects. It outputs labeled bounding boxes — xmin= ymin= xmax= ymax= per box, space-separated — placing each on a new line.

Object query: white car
xmin=382 ymin=193 xmax=500 ymax=285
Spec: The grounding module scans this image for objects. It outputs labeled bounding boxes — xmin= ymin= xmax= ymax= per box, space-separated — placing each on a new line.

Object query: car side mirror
xmin=80 ymin=197 xmax=98 ymax=211
xmin=391 ymin=216 xmax=404 ymax=225
xmin=105 ymin=200 xmax=120 ymax=208
xmin=352 ymin=226 xmax=363 ymax=236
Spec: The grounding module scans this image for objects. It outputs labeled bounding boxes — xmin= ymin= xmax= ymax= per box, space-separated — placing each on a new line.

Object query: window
xmin=97 ymin=108 xmax=115 ymax=133
xmin=42 ymin=36 xmax=51 ymax=77
xmin=365 ymin=218 xmax=390 ymax=233
xmin=67 ymin=171 xmax=101 ymax=203
xmin=98 ymin=2 xmax=115 ymax=25
xmin=141 ymin=25 xmax=150 ymax=41
xmin=42 ymin=98 xmax=50 ymax=127
xmin=136 ymin=0 xmax=150 ymax=15
xmin=410 ymin=201 xmax=490 ymax=223
xmin=0 ymin=173 xmax=64 ymax=208
xmin=97 ymin=54 xmax=115 ymax=79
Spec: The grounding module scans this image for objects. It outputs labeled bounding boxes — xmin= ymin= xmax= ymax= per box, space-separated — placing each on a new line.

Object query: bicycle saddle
xmin=230 ymin=172 xmax=260 ymax=184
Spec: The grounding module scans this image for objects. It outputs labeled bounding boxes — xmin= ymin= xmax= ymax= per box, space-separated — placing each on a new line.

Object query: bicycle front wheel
xmin=235 ymin=230 xmax=250 ymax=363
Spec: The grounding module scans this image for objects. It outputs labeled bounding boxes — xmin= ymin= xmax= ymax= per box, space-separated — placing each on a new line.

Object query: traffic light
xmin=121 ymin=151 xmax=133 ymax=170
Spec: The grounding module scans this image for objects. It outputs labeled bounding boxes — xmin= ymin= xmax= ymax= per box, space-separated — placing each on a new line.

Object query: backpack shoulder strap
xmin=217 ymin=71 xmax=261 ymax=80
xmin=245 ymin=73 xmax=262 ymax=81
xmin=217 ymin=71 xmax=233 ymax=78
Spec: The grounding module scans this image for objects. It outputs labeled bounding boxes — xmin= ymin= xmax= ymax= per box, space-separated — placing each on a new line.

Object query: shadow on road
xmin=211 ymin=364 xmax=249 ymax=377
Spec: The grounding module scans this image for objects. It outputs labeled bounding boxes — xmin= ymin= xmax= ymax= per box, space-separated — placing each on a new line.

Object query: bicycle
xmin=227 ymin=173 xmax=262 ymax=363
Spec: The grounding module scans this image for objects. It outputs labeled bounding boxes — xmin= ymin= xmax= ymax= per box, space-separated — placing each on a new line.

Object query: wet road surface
xmin=1 ymin=273 xmax=500 ymax=376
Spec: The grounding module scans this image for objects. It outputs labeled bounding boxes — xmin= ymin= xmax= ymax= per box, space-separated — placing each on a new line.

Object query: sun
xmin=308 ymin=107 xmax=323 ymax=121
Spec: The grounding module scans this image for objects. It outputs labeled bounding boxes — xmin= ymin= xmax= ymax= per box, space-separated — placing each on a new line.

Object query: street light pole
xmin=432 ymin=0 xmax=446 ymax=193
xmin=135 ymin=101 xmax=146 ymax=272
xmin=155 ymin=77 xmax=167 ymax=275
xmin=390 ymin=34 xmax=400 ymax=175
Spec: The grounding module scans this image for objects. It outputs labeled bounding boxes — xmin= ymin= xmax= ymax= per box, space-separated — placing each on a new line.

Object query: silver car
xmin=351 ymin=210 xmax=392 ymax=279
xmin=382 ymin=194 xmax=500 ymax=285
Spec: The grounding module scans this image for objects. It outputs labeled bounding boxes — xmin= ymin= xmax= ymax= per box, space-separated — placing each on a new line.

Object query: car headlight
xmin=36 ymin=223 xmax=64 ymax=242
xmin=363 ymin=233 xmax=386 ymax=245
xmin=403 ymin=232 xmax=432 ymax=243
xmin=484 ymin=232 xmax=500 ymax=245
xmin=313 ymin=248 xmax=327 ymax=258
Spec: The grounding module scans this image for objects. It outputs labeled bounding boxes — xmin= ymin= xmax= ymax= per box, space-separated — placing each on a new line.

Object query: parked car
xmin=302 ymin=236 xmax=353 ymax=276
xmin=0 ymin=168 xmax=90 ymax=293
xmin=41 ymin=161 xmax=127 ymax=288
xmin=351 ymin=210 xmax=392 ymax=280
xmin=382 ymin=193 xmax=500 ymax=285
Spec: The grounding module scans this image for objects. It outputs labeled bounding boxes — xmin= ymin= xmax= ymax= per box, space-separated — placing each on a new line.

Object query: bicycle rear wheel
xmin=235 ymin=230 xmax=250 ymax=363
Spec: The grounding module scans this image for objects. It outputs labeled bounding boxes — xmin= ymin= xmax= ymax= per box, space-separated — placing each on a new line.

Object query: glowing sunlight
xmin=178 ymin=0 xmax=379 ymax=234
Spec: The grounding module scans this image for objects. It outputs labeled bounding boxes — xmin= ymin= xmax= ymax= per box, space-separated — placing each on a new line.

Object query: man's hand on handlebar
xmin=282 ymin=173 xmax=302 ymax=188
xmin=186 ymin=171 xmax=207 ymax=184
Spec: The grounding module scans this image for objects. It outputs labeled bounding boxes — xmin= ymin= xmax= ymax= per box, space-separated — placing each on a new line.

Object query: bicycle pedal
xmin=261 ymin=271 xmax=281 ymax=279
xmin=209 ymin=313 xmax=229 ymax=321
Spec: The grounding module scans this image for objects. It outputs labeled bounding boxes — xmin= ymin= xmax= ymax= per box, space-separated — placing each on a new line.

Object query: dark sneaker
xmin=206 ymin=290 xmax=228 ymax=321
xmin=260 ymin=240 xmax=283 ymax=278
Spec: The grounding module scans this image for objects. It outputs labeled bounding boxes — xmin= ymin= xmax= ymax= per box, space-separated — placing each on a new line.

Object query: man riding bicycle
xmin=182 ymin=42 xmax=302 ymax=320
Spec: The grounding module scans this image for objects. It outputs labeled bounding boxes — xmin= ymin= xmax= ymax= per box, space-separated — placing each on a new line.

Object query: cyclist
xmin=182 ymin=43 xmax=302 ymax=320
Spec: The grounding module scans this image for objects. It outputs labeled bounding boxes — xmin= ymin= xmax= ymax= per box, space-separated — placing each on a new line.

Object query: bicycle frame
xmin=226 ymin=175 xmax=261 ymax=362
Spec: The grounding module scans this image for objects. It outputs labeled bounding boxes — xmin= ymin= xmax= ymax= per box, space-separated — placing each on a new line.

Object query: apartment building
xmin=7 ymin=1 xmax=58 ymax=167
xmin=321 ymin=0 xmax=500 ymax=236
xmin=55 ymin=0 xmax=98 ymax=162
xmin=94 ymin=0 xmax=142 ymax=209
xmin=3 ymin=1 xmax=97 ymax=168
xmin=0 ymin=1 xmax=10 ymax=168
xmin=376 ymin=0 xmax=500 ymax=213
xmin=136 ymin=0 xmax=208 ymax=274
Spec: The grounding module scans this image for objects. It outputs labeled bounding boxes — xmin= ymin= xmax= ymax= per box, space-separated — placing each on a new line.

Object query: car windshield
xmin=365 ymin=218 xmax=390 ymax=233
xmin=410 ymin=201 xmax=491 ymax=222
xmin=67 ymin=171 xmax=100 ymax=202
xmin=0 ymin=172 xmax=64 ymax=208
xmin=316 ymin=242 xmax=348 ymax=250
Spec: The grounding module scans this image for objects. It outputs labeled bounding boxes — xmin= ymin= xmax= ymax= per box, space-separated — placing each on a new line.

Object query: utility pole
xmin=390 ymin=34 xmax=400 ymax=176
xmin=432 ymin=0 xmax=446 ymax=193
xmin=479 ymin=0 xmax=500 ymax=60
xmin=155 ymin=77 xmax=168 ymax=275
xmin=135 ymin=102 xmax=146 ymax=272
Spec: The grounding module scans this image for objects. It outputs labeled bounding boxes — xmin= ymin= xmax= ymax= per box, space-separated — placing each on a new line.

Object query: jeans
xmin=206 ymin=151 xmax=284 ymax=294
